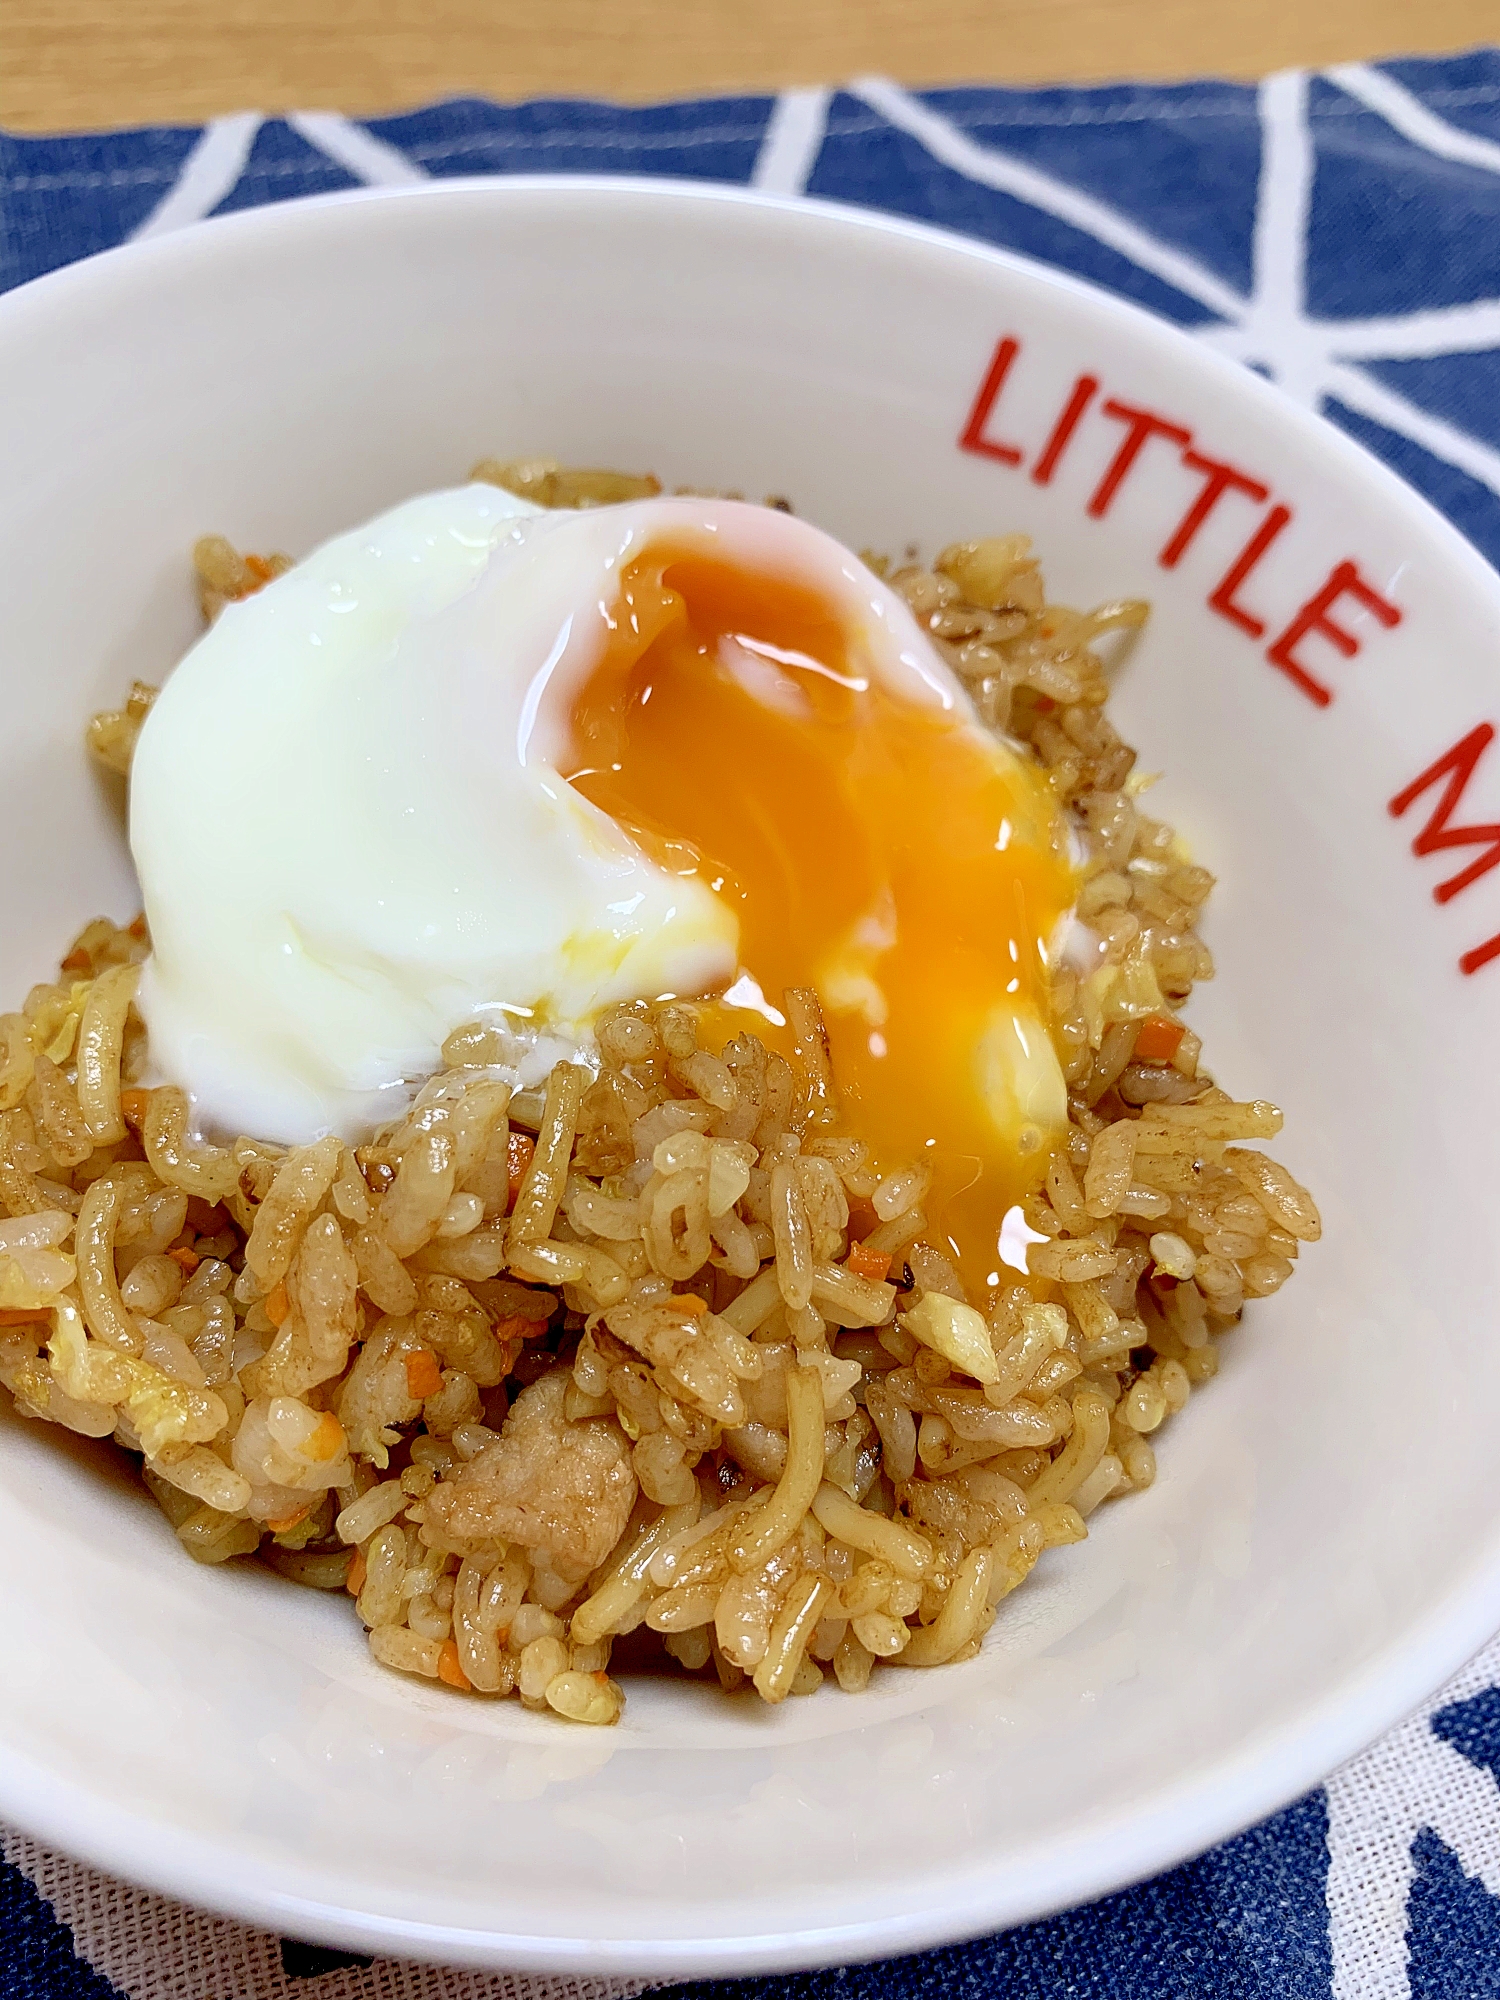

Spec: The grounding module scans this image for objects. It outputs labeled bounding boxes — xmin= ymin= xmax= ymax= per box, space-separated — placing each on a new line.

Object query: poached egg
xmin=131 ymin=484 xmax=1077 ymax=1278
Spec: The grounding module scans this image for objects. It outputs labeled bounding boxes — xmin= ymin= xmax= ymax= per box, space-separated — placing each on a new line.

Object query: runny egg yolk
xmin=563 ymin=544 xmax=1078 ymax=1290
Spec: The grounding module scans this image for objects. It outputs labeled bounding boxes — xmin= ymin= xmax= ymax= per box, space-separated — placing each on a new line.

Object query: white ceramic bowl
xmin=2 ymin=179 xmax=1499 ymax=1977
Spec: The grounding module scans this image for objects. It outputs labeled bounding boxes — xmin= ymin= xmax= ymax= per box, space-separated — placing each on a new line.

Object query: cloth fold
xmin=4 ymin=46 xmax=1500 ymax=2000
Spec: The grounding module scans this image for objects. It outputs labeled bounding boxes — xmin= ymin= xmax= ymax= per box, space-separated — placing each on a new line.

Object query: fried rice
xmin=0 ymin=460 xmax=1319 ymax=1722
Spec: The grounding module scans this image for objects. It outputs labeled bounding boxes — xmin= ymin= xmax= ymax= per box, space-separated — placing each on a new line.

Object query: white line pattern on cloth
xmin=288 ymin=111 xmax=431 ymax=186
xmin=1326 ymin=61 xmax=1500 ymax=176
xmin=0 ymin=1825 xmax=646 ymax=2000
xmin=1326 ymin=1633 xmax=1500 ymax=2000
xmin=128 ymin=113 xmax=263 ymax=238
xmin=1246 ymin=69 xmax=1320 ymax=408
xmin=856 ymin=69 xmax=1500 ymax=500
xmin=750 ymin=87 xmax=834 ymax=193
xmin=848 ymin=74 xmax=1247 ymax=319
xmin=1320 ymin=357 xmax=1500 ymax=498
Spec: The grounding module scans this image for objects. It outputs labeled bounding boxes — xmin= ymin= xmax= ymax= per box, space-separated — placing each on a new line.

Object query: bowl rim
xmin=3 ymin=170 xmax=1500 ymax=1975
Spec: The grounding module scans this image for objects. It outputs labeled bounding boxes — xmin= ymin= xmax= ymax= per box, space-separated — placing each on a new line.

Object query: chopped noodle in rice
xmin=0 ymin=460 xmax=1320 ymax=1722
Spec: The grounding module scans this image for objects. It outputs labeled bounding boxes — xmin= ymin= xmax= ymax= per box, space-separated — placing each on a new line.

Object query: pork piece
xmin=425 ymin=1368 xmax=636 ymax=1582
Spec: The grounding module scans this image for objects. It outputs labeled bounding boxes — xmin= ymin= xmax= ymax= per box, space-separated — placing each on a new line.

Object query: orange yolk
xmin=563 ymin=545 xmax=1076 ymax=1288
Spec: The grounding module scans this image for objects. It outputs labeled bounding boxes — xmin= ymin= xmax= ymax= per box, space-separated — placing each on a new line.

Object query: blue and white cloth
xmin=3 ymin=50 xmax=1500 ymax=2000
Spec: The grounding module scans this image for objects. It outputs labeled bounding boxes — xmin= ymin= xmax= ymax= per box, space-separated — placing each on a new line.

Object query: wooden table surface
xmin=2 ymin=0 xmax=1494 ymax=134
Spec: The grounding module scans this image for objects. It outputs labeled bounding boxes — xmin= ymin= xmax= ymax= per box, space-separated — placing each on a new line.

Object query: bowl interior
xmin=2 ymin=180 xmax=1499 ymax=1973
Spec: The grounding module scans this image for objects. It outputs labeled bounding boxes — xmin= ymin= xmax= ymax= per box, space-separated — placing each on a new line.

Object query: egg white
xmin=132 ymin=485 xmax=1056 ymax=1144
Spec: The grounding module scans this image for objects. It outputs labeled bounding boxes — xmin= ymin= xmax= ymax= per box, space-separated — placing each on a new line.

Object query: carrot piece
xmin=1134 ymin=1013 xmax=1186 ymax=1064
xmin=243 ymin=553 xmax=274 ymax=587
xmin=305 ymin=1412 xmax=347 ymax=1462
xmin=59 ymin=947 xmax=92 ymax=976
xmin=346 ymin=1547 xmax=367 ymax=1596
xmin=265 ymin=1280 xmax=291 ymax=1327
xmin=127 ymin=913 xmax=149 ymax=940
xmin=120 ymin=1088 xmax=151 ymax=1130
xmin=844 ymin=1195 xmax=878 ymax=1240
xmin=265 ymin=1504 xmax=310 ymax=1534
xmin=405 ymin=1349 xmax=444 ymax=1400
xmin=673 ymin=1293 xmax=709 ymax=1318
xmin=167 ymin=1245 xmax=201 ymax=1275
xmin=437 ymin=1638 xmax=471 ymax=1691
xmin=0 ymin=1308 xmax=48 ymax=1327
xmin=506 ymin=1131 xmax=536 ymax=1205
xmin=846 ymin=1240 xmax=893 ymax=1283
